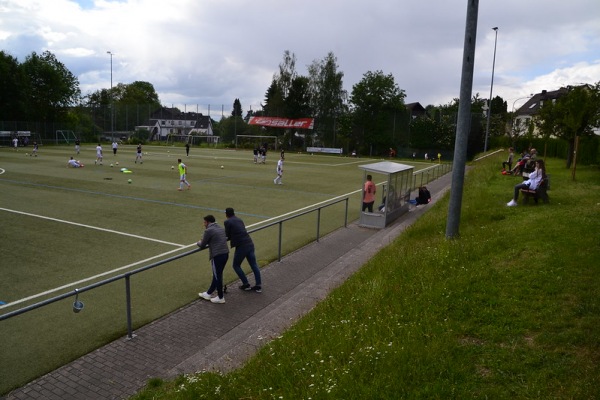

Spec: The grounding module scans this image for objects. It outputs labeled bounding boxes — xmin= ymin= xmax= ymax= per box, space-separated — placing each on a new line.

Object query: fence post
xmin=344 ymin=198 xmax=349 ymax=228
xmin=316 ymin=208 xmax=321 ymax=242
xmin=125 ymin=275 xmax=134 ymax=340
xmin=278 ymin=221 xmax=283 ymax=262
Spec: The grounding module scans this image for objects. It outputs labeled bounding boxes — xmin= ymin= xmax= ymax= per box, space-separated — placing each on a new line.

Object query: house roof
xmin=405 ymin=102 xmax=426 ymax=115
xmin=515 ymin=86 xmax=574 ymax=116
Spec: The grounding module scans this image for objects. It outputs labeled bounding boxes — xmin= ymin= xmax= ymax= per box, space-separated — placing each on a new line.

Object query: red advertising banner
xmin=248 ymin=117 xmax=314 ymax=130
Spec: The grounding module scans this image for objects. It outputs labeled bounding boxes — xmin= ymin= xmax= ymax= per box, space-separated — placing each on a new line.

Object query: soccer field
xmin=1 ymin=143 xmax=431 ymax=393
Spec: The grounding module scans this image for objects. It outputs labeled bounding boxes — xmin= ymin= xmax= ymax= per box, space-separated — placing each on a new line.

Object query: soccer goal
xmin=55 ymin=130 xmax=78 ymax=144
xmin=236 ymin=135 xmax=279 ymax=150
xmin=166 ymin=134 xmax=220 ymax=147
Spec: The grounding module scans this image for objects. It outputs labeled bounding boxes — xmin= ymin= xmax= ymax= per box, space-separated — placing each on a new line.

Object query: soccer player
xmin=112 ymin=141 xmax=118 ymax=155
xmin=95 ymin=143 xmax=103 ymax=165
xmin=274 ymin=155 xmax=284 ymax=185
xmin=31 ymin=142 xmax=39 ymax=157
xmin=67 ymin=157 xmax=84 ymax=168
xmin=75 ymin=138 xmax=81 ymax=154
xmin=135 ymin=143 xmax=143 ymax=163
xmin=177 ymin=159 xmax=191 ymax=191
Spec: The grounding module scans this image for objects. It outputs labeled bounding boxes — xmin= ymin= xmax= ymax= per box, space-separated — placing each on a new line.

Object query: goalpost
xmin=236 ymin=135 xmax=279 ymax=149
xmin=166 ymin=134 xmax=220 ymax=147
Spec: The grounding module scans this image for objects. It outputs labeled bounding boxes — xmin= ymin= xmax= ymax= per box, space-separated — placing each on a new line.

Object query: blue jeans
xmin=207 ymin=253 xmax=229 ymax=298
xmin=232 ymin=243 xmax=262 ymax=286
xmin=513 ymin=182 xmax=530 ymax=201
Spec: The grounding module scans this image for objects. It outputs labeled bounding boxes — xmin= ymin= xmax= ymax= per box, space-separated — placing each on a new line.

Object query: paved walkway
xmin=5 ymin=171 xmax=454 ymax=400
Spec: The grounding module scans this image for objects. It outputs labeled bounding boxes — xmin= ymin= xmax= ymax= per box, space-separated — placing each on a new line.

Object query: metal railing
xmin=412 ymin=162 xmax=452 ymax=189
xmin=0 ymin=197 xmax=350 ymax=339
xmin=0 ymin=162 xmax=451 ymax=339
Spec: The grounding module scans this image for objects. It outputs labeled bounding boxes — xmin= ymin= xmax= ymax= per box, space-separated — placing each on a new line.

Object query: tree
xmin=232 ymin=98 xmax=243 ymax=117
xmin=0 ymin=51 xmax=26 ymax=120
xmin=275 ymin=50 xmax=297 ymax=99
xmin=535 ymin=83 xmax=600 ymax=168
xmin=349 ymin=70 xmax=406 ymax=155
xmin=20 ymin=51 xmax=81 ymax=123
xmin=307 ymin=52 xmax=347 ymax=147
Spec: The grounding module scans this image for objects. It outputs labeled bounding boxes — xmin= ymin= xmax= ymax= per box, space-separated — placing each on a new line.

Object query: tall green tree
xmin=349 ymin=70 xmax=406 ymax=155
xmin=535 ymin=83 xmax=600 ymax=168
xmin=0 ymin=51 xmax=26 ymax=120
xmin=20 ymin=51 xmax=80 ymax=122
xmin=275 ymin=50 xmax=297 ymax=99
xmin=263 ymin=79 xmax=286 ymax=119
xmin=232 ymin=98 xmax=243 ymax=117
xmin=307 ymin=52 xmax=347 ymax=147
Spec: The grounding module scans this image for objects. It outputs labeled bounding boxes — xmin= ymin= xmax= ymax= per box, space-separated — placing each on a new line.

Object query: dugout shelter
xmin=358 ymin=161 xmax=414 ymax=229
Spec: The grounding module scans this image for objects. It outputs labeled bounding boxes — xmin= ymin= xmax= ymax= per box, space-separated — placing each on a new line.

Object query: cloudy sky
xmin=1 ymin=0 xmax=599 ymax=119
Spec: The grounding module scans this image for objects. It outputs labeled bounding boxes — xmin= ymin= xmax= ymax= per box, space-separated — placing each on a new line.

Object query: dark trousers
xmin=232 ymin=244 xmax=262 ymax=286
xmin=207 ymin=253 xmax=229 ymax=298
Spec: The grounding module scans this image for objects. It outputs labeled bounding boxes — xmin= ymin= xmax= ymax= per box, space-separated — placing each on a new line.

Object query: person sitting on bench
xmin=507 ymin=159 xmax=545 ymax=207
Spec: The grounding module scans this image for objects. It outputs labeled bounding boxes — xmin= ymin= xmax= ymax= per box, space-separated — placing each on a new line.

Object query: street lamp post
xmin=484 ymin=27 xmax=498 ymax=153
xmin=107 ymin=51 xmax=114 ymax=141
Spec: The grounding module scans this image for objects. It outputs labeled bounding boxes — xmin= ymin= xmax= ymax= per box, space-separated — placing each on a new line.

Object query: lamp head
xmin=492 ymin=27 xmax=498 ymax=31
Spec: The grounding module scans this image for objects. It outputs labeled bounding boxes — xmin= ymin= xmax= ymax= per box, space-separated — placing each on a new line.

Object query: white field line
xmin=1 ymin=189 xmax=363 ymax=309
xmin=0 ymin=208 xmax=185 ymax=247
xmin=0 ymin=245 xmax=196 ymax=309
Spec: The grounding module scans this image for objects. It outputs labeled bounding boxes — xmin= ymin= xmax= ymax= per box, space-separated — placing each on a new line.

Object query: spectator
xmin=502 ymin=147 xmax=514 ymax=171
xmin=416 ymin=186 xmax=431 ymax=205
xmin=362 ymin=174 xmax=376 ymax=212
xmin=197 ymin=215 xmax=229 ymax=304
xmin=224 ymin=208 xmax=262 ymax=293
xmin=507 ymin=159 xmax=546 ymax=207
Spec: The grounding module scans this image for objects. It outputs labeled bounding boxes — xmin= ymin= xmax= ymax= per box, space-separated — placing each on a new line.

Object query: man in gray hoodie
xmin=197 ymin=215 xmax=229 ymax=303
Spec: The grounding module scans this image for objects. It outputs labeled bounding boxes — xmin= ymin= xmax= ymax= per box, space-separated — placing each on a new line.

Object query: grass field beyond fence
xmin=132 ymin=153 xmax=600 ymax=399
xmin=0 ymin=144 xmax=435 ymax=394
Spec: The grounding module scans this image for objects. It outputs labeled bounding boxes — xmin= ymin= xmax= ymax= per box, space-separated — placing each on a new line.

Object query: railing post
xmin=278 ymin=221 xmax=283 ymax=262
xmin=344 ymin=198 xmax=349 ymax=227
xmin=125 ymin=275 xmax=134 ymax=340
xmin=316 ymin=208 xmax=321 ymax=242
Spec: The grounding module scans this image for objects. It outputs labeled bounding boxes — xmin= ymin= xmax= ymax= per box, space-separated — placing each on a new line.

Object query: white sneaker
xmin=506 ymin=200 xmax=518 ymax=207
xmin=210 ymin=296 xmax=225 ymax=304
xmin=199 ymin=292 xmax=212 ymax=301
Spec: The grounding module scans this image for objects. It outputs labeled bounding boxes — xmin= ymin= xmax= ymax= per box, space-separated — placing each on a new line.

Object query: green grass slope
xmin=133 ymin=154 xmax=600 ymax=399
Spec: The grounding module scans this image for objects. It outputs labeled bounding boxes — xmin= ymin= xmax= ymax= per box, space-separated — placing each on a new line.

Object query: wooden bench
xmin=520 ymin=177 xmax=549 ymax=204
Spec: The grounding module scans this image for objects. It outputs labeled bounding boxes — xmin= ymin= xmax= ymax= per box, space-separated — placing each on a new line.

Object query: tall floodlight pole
xmin=445 ymin=0 xmax=479 ymax=239
xmin=107 ymin=51 xmax=114 ymax=141
xmin=483 ymin=27 xmax=498 ymax=153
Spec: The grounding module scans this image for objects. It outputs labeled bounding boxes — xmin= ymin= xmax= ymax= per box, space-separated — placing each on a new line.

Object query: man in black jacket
xmin=224 ymin=207 xmax=263 ymax=292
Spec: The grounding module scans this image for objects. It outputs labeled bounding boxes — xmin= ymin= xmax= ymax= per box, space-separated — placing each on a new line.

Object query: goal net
xmin=236 ymin=135 xmax=279 ymax=150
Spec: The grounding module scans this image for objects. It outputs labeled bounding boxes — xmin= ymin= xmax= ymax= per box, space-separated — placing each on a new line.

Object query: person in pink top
xmin=362 ymin=174 xmax=376 ymax=212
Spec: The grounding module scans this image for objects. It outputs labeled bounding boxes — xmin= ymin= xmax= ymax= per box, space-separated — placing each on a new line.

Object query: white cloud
xmin=1 ymin=0 xmax=599 ymax=117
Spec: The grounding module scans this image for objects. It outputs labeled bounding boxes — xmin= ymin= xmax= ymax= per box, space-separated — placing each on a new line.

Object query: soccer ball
xmin=128 ymin=179 xmax=132 ymax=183
xmin=116 ymin=161 xmax=119 ymax=165
xmin=110 ymin=163 xmax=114 ymax=167
xmin=221 ymin=165 xmax=224 ymax=169
xmin=171 ymin=166 xmax=174 ymax=169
